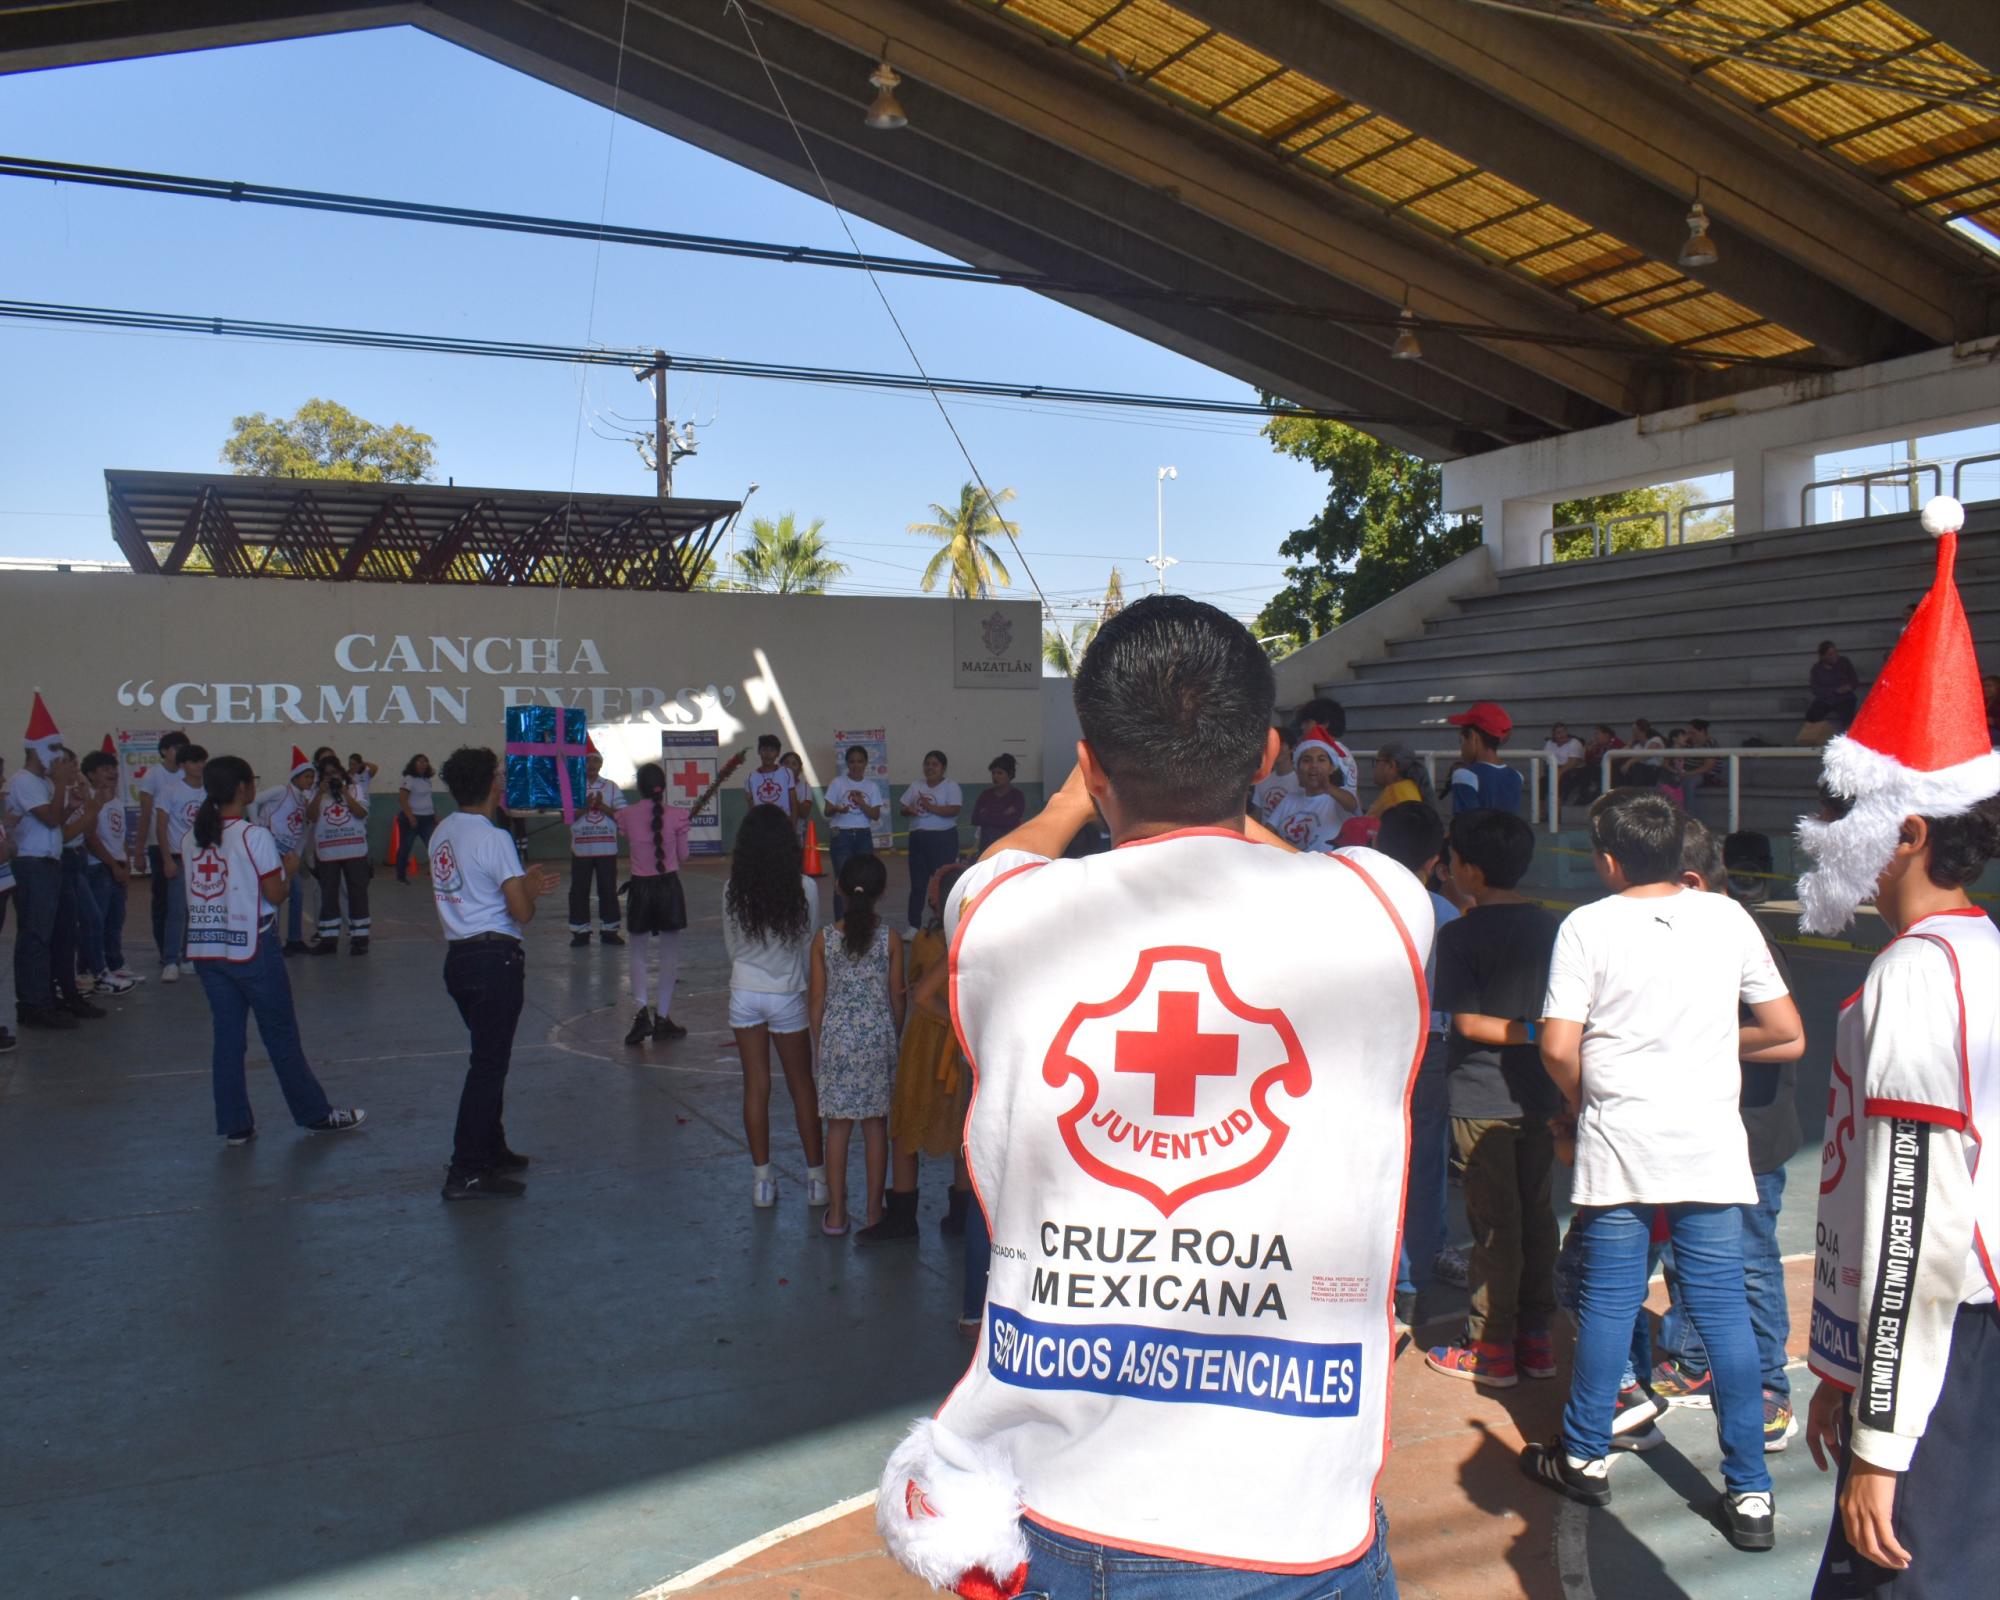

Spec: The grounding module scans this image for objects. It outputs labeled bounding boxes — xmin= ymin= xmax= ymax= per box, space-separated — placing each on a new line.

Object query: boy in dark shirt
xmin=1425 ymin=808 xmax=1563 ymax=1388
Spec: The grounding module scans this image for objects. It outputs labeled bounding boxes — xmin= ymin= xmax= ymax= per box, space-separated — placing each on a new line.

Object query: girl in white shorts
xmin=722 ymin=805 xmax=827 ymax=1210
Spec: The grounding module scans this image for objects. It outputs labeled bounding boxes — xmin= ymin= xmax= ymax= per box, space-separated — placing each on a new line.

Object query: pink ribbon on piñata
xmin=505 ymin=715 xmax=589 ymax=823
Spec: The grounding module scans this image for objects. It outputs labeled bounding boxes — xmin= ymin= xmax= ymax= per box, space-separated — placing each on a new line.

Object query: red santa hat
xmin=289 ymin=746 xmax=314 ymax=781
xmin=877 ymin=1419 xmax=1028 ymax=1600
xmin=24 ymin=692 xmax=61 ymax=761
xmin=585 ymin=733 xmax=601 ymax=757
xmin=100 ymin=734 xmax=116 ymax=756
xmin=1798 ymin=496 xmax=2000 ymax=933
xmin=1293 ymin=723 xmax=1346 ymax=766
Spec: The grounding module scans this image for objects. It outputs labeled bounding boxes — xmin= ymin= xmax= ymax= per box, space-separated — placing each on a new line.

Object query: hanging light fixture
xmin=1390 ymin=292 xmax=1422 ymax=361
xmin=1678 ymin=178 xmax=1718 ymax=269
xmin=864 ymin=54 xmax=908 ymax=131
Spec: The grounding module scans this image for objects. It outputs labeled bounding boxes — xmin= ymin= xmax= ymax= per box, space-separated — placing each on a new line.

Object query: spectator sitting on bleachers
xmin=1564 ymin=725 xmax=1623 ymax=808
xmin=1620 ymin=720 xmax=1667 ymax=788
xmin=1542 ymin=723 xmax=1585 ymax=799
xmin=1805 ymin=639 xmax=1860 ymax=728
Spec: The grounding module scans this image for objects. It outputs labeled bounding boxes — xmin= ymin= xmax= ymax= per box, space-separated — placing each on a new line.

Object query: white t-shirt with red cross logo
xmin=744 ymin=764 xmax=796 ymax=815
xmin=182 ymin=818 xmax=283 ymax=962
xmin=937 ymin=833 xmax=1433 ymax=1571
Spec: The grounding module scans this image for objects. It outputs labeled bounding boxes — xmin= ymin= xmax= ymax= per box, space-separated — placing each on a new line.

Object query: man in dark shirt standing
xmin=1423 ymin=808 xmax=1563 ymax=1389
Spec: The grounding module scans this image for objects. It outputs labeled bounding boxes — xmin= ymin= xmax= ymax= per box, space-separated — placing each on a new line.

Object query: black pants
xmin=1814 ymin=1304 xmax=2000 ymax=1599
xmin=906 ymin=828 xmax=960 ymax=929
xmin=444 ymin=937 xmax=525 ymax=1176
xmin=568 ymin=856 xmax=620 ymax=932
xmin=147 ymin=844 xmax=168 ymax=958
xmin=314 ymin=858 xmax=371 ymax=942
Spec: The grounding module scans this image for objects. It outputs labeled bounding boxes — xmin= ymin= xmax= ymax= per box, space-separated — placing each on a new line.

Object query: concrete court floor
xmin=0 ymin=864 xmax=1862 ymax=1600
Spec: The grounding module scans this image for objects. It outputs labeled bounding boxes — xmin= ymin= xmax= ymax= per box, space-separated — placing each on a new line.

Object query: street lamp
xmin=1149 ymin=465 xmax=1178 ymax=594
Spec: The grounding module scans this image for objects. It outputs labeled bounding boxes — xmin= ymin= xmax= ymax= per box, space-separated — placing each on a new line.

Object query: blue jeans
xmin=1023 ymin=1502 xmax=1396 ymax=1600
xmin=285 ymin=873 xmax=306 ymax=944
xmin=395 ymin=812 xmax=436 ymax=880
xmin=1655 ymin=1169 xmax=1791 ymax=1401
xmin=81 ymin=859 xmax=126 ymax=973
xmin=10 ymin=855 xmax=62 ymax=1011
xmin=828 ymin=826 xmax=871 ymax=918
xmin=1396 ymin=1036 xmax=1449 ymax=1297
xmin=64 ymin=848 xmax=104 ymax=977
xmin=1562 ymin=1202 xmax=1769 ymax=1492
xmin=159 ymin=867 xmax=186 ymax=966
xmin=196 ymin=929 xmax=332 ymax=1135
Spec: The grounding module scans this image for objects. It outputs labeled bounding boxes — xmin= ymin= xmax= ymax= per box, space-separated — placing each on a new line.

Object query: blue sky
xmin=0 ymin=24 xmax=1329 ymax=629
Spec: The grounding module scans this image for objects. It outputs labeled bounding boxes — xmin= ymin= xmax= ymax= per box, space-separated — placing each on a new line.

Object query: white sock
xmin=753 ymin=1163 xmax=774 ymax=1182
xmin=653 ymin=931 xmax=680 ymax=1015
xmin=627 ymin=934 xmax=652 ymax=1008
xmin=807 ymin=1164 xmax=827 ymax=1183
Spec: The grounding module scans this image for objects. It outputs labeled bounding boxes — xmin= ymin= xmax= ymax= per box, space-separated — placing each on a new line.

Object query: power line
xmin=0 ymin=153 xmax=1837 ymax=372
xmin=0 ymin=296 xmax=1431 ymax=422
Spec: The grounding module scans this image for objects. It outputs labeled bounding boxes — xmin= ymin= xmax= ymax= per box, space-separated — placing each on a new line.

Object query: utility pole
xmin=1149 ymin=465 xmax=1178 ymax=594
xmin=634 ymin=350 xmax=696 ymax=499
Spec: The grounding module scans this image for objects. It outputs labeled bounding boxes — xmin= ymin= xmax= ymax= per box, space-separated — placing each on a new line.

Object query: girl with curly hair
xmin=723 ymin=803 xmax=827 ymax=1210
xmin=614 ymin=763 xmax=689 ymax=1047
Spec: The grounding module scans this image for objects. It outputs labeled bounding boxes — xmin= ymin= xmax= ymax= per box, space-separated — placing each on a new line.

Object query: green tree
xmin=910 ymin=482 xmax=1018 ymax=598
xmin=1253 ymin=419 xmax=1479 ymax=652
xmin=1042 ymin=567 xmax=1125 ymax=675
xmin=1549 ymin=482 xmax=1732 ymax=560
xmin=730 ymin=512 xmax=847 ymax=594
xmin=221 ymin=398 xmax=436 ymax=482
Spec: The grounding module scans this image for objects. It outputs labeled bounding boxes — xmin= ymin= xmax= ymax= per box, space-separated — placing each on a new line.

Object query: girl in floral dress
xmin=809 ymin=852 xmax=905 ymax=1236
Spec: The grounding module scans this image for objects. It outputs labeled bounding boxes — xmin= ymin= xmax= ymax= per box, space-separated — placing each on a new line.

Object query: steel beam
xmin=0 ymin=0 xmax=409 ymax=74
xmin=1331 ymin=0 xmax=1988 ymax=343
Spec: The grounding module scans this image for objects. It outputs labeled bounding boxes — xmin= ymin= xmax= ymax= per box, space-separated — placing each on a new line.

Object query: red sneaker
xmin=1425 ymin=1340 xmax=1519 ymax=1388
xmin=1516 ymin=1330 xmax=1558 ymax=1379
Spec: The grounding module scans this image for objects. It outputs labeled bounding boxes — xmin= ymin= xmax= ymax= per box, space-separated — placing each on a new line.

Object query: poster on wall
xmin=661 ymin=730 xmax=723 ymax=856
xmin=116 ymin=729 xmax=161 ymax=869
xmin=833 ymin=726 xmax=893 ymax=851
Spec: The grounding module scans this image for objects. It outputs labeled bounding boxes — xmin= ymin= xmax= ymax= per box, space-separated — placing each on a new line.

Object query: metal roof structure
xmin=5 ymin=0 xmax=1998 ymax=461
xmin=105 ymin=471 xmax=742 ymax=591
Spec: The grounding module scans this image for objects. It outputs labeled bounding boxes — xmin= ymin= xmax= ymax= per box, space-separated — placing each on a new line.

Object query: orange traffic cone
xmin=802 ymin=819 xmax=824 ymax=878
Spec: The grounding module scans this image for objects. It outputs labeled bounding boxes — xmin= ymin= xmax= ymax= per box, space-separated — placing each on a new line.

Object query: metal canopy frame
xmin=104 ymin=471 xmax=741 ymax=592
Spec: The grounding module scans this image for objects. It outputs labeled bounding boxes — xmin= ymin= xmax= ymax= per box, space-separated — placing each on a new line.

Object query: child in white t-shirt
xmin=1267 ymin=725 xmax=1346 ymax=850
xmin=1523 ymin=790 xmax=1802 ymax=1552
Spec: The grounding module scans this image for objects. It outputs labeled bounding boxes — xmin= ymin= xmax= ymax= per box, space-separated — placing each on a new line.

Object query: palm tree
xmin=910 ymin=482 xmax=1018 ymax=598
xmin=1041 ymin=567 xmax=1125 ymax=676
xmin=730 ymin=512 xmax=847 ymax=594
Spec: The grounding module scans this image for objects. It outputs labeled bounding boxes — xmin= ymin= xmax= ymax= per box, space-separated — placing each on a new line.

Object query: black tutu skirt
xmin=622 ymin=871 xmax=687 ymax=934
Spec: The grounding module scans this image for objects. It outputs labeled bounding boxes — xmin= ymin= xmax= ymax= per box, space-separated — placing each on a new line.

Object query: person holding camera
xmin=306 ymin=755 xmax=371 ymax=955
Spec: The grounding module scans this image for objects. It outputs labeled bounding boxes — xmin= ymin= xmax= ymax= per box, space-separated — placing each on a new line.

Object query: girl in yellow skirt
xmin=861 ymin=861 xmax=972 ymax=1243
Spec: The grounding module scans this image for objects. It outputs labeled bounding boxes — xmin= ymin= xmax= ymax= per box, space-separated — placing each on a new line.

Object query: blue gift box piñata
xmin=504 ymin=705 xmax=589 ymax=820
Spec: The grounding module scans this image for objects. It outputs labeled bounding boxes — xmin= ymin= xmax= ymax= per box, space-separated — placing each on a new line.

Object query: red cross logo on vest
xmin=1043 ymin=946 xmax=1310 ymax=1216
xmin=190 ymin=848 xmax=227 ymax=902
xmin=672 ymin=761 xmax=709 ymax=800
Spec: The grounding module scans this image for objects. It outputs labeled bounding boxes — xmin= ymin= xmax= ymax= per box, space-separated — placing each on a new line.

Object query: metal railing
xmin=1956 ymin=452 xmax=2000 ymax=501
xmin=1418 ymin=748 xmax=1562 ymax=834
xmin=1600 ymin=745 xmax=1824 ymax=832
xmin=1801 ymin=462 xmax=1943 ymax=526
xmin=1676 ymin=497 xmax=1735 ymax=543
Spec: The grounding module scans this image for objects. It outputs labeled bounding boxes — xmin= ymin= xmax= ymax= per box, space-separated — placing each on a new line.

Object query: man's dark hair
xmin=80 ymin=750 xmax=117 ymax=778
xmin=1074 ymin=595 xmax=1274 ymax=825
xmin=158 ymin=730 xmax=189 ymax=755
xmin=442 ymin=746 xmax=499 ymax=808
xmin=1678 ymin=815 xmax=1725 ymax=890
xmin=845 ymin=744 xmax=869 ymax=764
xmin=178 ymin=744 xmax=209 ymax=766
xmin=1817 ymin=639 xmax=1836 ymax=656
xmin=1724 ymin=829 xmax=1774 ymax=905
xmin=1449 ymin=808 xmax=1536 ymax=889
xmin=1375 ymin=801 xmax=1444 ymax=876
xmin=1923 ymin=796 xmax=2000 ymax=889
xmin=1293 ymin=695 xmax=1347 ymax=740
xmin=1589 ymin=789 xmax=1686 ymax=885
xmin=757 ymin=734 xmax=781 ymax=754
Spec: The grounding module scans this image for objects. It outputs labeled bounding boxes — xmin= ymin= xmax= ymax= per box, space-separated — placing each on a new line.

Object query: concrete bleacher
xmin=1326 ymin=504 xmax=2000 ymax=834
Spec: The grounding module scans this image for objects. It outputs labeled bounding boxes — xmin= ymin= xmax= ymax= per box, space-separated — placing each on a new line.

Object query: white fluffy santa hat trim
xmin=1797 ymin=496 xmax=2000 ymax=934
xmin=877 ymin=1418 xmax=1028 ymax=1600
xmin=1293 ymin=723 xmax=1346 ymax=767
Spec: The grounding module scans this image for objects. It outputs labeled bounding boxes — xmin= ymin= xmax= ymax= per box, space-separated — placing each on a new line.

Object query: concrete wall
xmin=0 ymin=574 xmax=1045 ymax=837
xmin=1270 ymin=544 xmax=1495 ymax=707
xmin=1444 ymin=339 xmax=2000 ymax=568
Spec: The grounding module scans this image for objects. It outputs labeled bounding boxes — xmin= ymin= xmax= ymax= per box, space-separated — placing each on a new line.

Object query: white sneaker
xmin=160 ymin=963 xmax=180 ymax=984
xmin=807 ymin=1175 xmax=830 ymax=1207
xmin=114 ymin=969 xmax=145 ymax=986
xmin=752 ymin=1175 xmax=778 ymax=1209
xmin=94 ymin=970 xmax=136 ymax=995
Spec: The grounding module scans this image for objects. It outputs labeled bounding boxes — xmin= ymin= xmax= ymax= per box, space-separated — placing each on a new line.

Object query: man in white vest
xmin=1799 ymin=497 xmax=1999 ymax=1599
xmin=877 ymin=596 xmax=1433 ymax=1600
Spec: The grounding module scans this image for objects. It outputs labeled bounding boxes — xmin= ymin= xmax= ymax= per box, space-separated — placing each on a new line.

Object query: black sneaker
xmin=305 ymin=1108 xmax=367 ymax=1134
xmin=283 ymin=940 xmax=309 ymax=956
xmin=307 ymin=940 xmax=338 ymax=956
xmin=1520 ymin=1440 xmax=1611 ymax=1507
xmin=350 ymin=938 xmax=369 ymax=956
xmin=598 ymin=930 xmax=625 ymax=946
xmin=653 ymin=1013 xmax=688 ymax=1041
xmin=18 ymin=1006 xmax=78 ymax=1031
xmin=64 ymin=996 xmax=108 ymax=1020
xmin=1611 ymin=1382 xmax=1663 ymax=1445
xmin=442 ymin=1170 xmax=527 ymax=1201
xmin=1721 ymin=1490 xmax=1775 ymax=1552
xmin=570 ymin=932 xmax=592 ymax=948
xmin=224 ymin=1126 xmax=257 ymax=1147
xmin=1394 ymin=1289 xmax=1418 ymax=1333
xmin=494 ymin=1147 xmax=531 ymax=1170
xmin=941 ymin=1186 xmax=971 ymax=1238
xmin=0 ymin=1026 xmax=15 ymax=1053
xmin=624 ymin=1007 xmax=653 ymax=1046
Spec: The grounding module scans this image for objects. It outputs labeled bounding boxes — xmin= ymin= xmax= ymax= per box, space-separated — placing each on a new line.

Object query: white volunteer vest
xmin=1811 ymin=910 xmax=1999 ymax=1390
xmin=265 ymin=787 xmax=308 ymax=854
xmin=182 ymin=819 xmax=279 ymax=962
xmin=571 ymin=800 xmax=619 ymax=857
xmin=314 ymin=796 xmax=369 ymax=861
xmin=940 ymin=833 xmax=1429 ymax=1572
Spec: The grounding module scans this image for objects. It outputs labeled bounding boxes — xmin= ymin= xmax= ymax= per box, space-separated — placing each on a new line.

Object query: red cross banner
xmin=662 ymin=729 xmax=723 ymax=856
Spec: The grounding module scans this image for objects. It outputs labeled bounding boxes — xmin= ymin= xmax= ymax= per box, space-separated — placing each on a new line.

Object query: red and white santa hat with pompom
xmin=1798 ymin=495 xmax=2000 ymax=933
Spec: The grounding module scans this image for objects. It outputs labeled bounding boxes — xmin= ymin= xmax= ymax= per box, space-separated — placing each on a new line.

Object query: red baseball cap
xmin=1448 ymin=701 xmax=1513 ymax=741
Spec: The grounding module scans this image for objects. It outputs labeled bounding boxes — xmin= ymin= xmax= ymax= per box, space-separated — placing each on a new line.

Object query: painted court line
xmin=633 ymin=1489 xmax=878 ymax=1597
